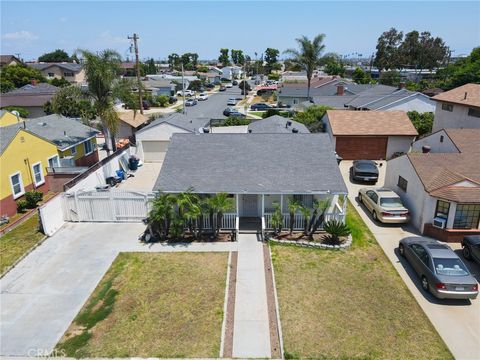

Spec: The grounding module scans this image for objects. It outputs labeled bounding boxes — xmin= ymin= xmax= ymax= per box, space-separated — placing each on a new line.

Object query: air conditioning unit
xmin=433 ymin=217 xmax=447 ymax=229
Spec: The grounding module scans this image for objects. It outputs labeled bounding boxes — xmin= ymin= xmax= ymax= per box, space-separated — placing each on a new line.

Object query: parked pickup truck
xmin=176 ymin=90 xmax=195 ymax=97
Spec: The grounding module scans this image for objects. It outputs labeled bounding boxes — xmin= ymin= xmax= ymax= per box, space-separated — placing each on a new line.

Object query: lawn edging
xmin=268 ymin=244 xmax=284 ymax=359
xmin=268 ymin=235 xmax=352 ymax=250
xmin=219 ymin=251 xmax=232 ymax=358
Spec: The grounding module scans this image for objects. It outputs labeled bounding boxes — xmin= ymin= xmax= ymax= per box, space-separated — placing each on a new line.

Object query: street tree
xmin=400 ymin=31 xmax=448 ymax=75
xmin=218 ymin=48 xmax=230 ymax=66
xmin=38 ymin=49 xmax=72 ymax=62
xmin=48 ymin=85 xmax=96 ymax=119
xmin=264 ymin=48 xmax=279 ymax=73
xmin=284 ymin=34 xmax=326 ymax=99
xmin=374 ymin=27 xmax=404 ymax=73
xmin=167 ymin=53 xmax=181 ymax=70
xmin=0 ymin=64 xmax=46 ymax=92
xmin=352 ymin=67 xmax=372 ymax=84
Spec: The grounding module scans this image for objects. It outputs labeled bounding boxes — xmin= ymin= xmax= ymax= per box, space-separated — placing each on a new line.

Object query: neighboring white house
xmin=146 ymin=74 xmax=199 ymax=91
xmin=323 ymin=110 xmax=418 ymax=160
xmin=411 ymin=128 xmax=480 ymax=154
xmin=385 ymin=132 xmax=480 ymax=242
xmin=134 ymin=113 xmax=209 ymax=162
xmin=431 ymin=83 xmax=480 ymax=132
xmin=221 ymin=66 xmax=243 ymax=80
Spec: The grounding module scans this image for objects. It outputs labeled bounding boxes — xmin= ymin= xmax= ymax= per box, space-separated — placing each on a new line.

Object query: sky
xmin=1 ymin=1 xmax=479 ymax=62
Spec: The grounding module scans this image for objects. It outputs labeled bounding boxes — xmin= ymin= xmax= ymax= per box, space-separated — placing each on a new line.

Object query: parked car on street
xmin=219 ymin=86 xmax=226 ymax=92
xmin=351 ymin=160 xmax=379 ymax=183
xmin=227 ymin=98 xmax=237 ymax=106
xmin=232 ymin=80 xmax=238 ymax=85
xmin=399 ymin=237 xmax=478 ymax=300
xmin=358 ymin=188 xmax=409 ymax=223
xmin=250 ymin=102 xmax=271 ymax=111
xmin=462 ymin=235 xmax=480 ymax=264
xmin=198 ymin=93 xmax=209 ymax=101
xmin=223 ymin=107 xmax=235 ymax=116
xmin=205 ymin=83 xmax=215 ymax=89
xmin=229 ymin=111 xmax=246 ymax=119
xmin=169 ymin=96 xmax=178 ymax=104
xmin=225 ymin=83 xmax=233 ymax=88
xmin=185 ymin=98 xmax=197 ymax=106
xmin=176 ymin=89 xmax=195 ymax=97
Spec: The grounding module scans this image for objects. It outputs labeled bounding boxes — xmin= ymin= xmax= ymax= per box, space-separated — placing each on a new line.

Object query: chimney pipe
xmin=422 ymin=145 xmax=431 ymax=153
xmin=336 ymin=85 xmax=344 ymax=96
xmin=399 ymin=82 xmax=406 ymax=89
xmin=464 ymin=92 xmax=468 ymax=100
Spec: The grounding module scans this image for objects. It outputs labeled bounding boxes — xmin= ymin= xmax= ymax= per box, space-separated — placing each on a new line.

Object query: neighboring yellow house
xmin=0 ymin=127 xmax=58 ymax=217
xmin=0 ymin=110 xmax=20 ymax=127
xmin=0 ymin=114 xmax=99 ymax=216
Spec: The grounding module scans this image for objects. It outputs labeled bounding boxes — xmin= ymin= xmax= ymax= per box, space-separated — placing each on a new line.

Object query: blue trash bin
xmin=116 ymin=169 xmax=125 ymax=180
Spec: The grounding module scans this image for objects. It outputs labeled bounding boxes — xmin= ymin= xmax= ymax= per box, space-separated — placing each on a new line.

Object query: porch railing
xmin=264 ymin=210 xmax=345 ymax=231
xmin=197 ymin=213 xmax=236 ymax=230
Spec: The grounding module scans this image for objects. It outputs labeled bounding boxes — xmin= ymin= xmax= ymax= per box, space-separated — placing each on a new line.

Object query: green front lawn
xmin=0 ymin=214 xmax=44 ymax=274
xmin=56 ymin=252 xmax=228 ymax=358
xmin=271 ymin=202 xmax=452 ymax=359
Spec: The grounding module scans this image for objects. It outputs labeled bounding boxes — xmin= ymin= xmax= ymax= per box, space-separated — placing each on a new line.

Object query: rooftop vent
xmin=286 ymin=121 xmax=292 ymax=128
xmin=38 ymin=122 xmax=47 ymax=126
xmin=292 ymin=128 xmax=299 ymax=133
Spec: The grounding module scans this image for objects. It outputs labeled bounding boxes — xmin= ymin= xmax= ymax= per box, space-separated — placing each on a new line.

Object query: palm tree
xmin=287 ymin=199 xmax=301 ymax=234
xmin=79 ymin=49 xmax=122 ymax=153
xmin=271 ymin=202 xmax=283 ymax=236
xmin=208 ymin=193 xmax=233 ymax=237
xmin=299 ymin=206 xmax=311 ymax=236
xmin=149 ymin=194 xmax=175 ymax=240
xmin=308 ymin=199 xmax=331 ymax=240
xmin=284 ymin=34 xmax=326 ymax=100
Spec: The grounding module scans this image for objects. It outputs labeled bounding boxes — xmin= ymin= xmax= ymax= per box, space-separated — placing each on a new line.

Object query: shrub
xmin=323 ymin=219 xmax=351 ymax=244
xmin=2 ymin=106 xmax=29 ymax=118
xmin=25 ymin=190 xmax=43 ymax=208
xmin=16 ymin=200 xmax=28 ymax=213
xmin=156 ymin=95 xmax=170 ymax=107
xmin=267 ymin=73 xmax=280 ymax=80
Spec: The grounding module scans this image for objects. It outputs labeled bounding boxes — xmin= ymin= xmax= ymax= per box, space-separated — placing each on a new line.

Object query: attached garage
xmin=335 ymin=136 xmax=388 ymax=160
xmin=324 ymin=110 xmax=418 ymax=160
xmin=142 ymin=140 xmax=169 ymax=162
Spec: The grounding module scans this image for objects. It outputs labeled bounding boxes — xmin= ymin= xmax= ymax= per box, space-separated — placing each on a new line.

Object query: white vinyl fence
xmin=62 ymin=189 xmax=155 ymax=222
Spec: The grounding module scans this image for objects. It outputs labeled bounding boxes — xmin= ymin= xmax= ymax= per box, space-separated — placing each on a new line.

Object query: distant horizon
xmin=1 ymin=1 xmax=479 ymax=62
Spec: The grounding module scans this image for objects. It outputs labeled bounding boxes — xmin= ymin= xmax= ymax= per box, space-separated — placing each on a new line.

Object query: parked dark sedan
xmin=399 ymin=237 xmax=478 ymax=300
xmin=462 ymin=235 xmax=480 ymax=264
xmin=250 ymin=102 xmax=271 ymax=111
xmin=352 ymin=160 xmax=379 ymax=183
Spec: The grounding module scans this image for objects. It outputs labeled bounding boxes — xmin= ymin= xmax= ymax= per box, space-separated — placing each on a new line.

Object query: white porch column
xmin=280 ymin=194 xmax=284 ymax=213
xmin=262 ymin=194 xmax=265 ymax=216
xmin=236 ymin=194 xmax=239 ymax=216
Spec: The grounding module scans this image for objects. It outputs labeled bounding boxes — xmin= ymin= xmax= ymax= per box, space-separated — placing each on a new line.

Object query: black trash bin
xmin=129 ymin=157 xmax=139 ymax=170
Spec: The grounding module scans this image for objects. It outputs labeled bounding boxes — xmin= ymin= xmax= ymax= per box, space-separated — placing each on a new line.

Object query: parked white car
xmin=227 ymin=98 xmax=237 ymax=106
xmin=197 ymin=93 xmax=209 ymax=101
xmin=225 ymin=83 xmax=233 ymax=88
xmin=176 ymin=90 xmax=195 ymax=97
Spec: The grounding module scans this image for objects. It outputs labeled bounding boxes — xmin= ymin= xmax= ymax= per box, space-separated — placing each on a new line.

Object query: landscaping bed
xmin=270 ymin=202 xmax=452 ymax=359
xmin=0 ymin=214 xmax=45 ymax=274
xmin=56 ymin=252 xmax=229 ymax=358
xmin=147 ymin=231 xmax=235 ymax=244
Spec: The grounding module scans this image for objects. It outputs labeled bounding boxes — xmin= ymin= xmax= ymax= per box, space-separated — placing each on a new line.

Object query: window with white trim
xmin=48 ymin=155 xmax=59 ymax=168
xmin=84 ymin=139 xmax=93 ymax=154
xmin=10 ymin=172 xmax=24 ymax=198
xmin=71 ymin=146 xmax=77 ymax=155
xmin=32 ymin=162 xmax=44 ymax=186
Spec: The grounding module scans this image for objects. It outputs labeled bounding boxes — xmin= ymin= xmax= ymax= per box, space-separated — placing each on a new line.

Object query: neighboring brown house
xmin=323 ymin=110 xmax=418 ymax=160
xmin=0 ymin=83 xmax=59 ymax=118
xmin=117 ymin=111 xmax=149 ymax=139
xmin=28 ymin=62 xmax=85 ymax=83
xmin=0 ymin=55 xmax=24 ymax=67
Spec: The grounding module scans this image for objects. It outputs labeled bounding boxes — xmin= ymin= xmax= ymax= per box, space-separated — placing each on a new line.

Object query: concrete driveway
xmin=0 ymin=222 xmax=237 ymax=356
xmin=339 ymin=160 xmax=480 ymax=360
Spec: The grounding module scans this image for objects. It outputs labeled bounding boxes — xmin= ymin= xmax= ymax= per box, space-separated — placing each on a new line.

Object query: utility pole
xmin=128 ymin=33 xmax=144 ymax=115
xmin=181 ymin=63 xmax=186 ymax=115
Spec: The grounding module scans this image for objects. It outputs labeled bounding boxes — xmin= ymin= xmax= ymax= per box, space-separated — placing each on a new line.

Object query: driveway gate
xmin=62 ymin=189 xmax=155 ymax=222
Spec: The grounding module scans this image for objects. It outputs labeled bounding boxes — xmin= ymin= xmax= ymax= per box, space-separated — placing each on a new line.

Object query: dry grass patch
xmin=0 ymin=214 xmax=44 ymax=274
xmin=271 ymin=202 xmax=452 ymax=359
xmin=56 ymin=252 xmax=228 ymax=358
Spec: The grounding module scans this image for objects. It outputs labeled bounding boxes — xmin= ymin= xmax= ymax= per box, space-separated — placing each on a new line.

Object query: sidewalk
xmin=232 ymin=234 xmax=271 ymax=358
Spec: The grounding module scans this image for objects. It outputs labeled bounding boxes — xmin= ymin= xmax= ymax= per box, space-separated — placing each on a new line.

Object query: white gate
xmin=62 ymin=189 xmax=155 ymax=222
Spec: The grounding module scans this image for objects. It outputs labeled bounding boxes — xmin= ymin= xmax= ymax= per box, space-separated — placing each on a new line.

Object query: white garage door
xmin=142 ymin=141 xmax=169 ymax=162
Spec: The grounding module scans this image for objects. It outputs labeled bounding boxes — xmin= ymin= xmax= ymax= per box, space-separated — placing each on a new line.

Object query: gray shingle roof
xmin=310 ymin=95 xmax=356 ymax=109
xmin=137 ymin=113 xmax=210 ymax=134
xmin=29 ymin=63 xmax=83 ymax=72
xmin=4 ymin=83 xmax=59 ymax=95
xmin=278 ymin=81 xmax=374 ymax=98
xmin=344 ymin=85 xmax=399 ymax=108
xmin=0 ymin=114 xmax=99 ymax=153
xmin=154 ymin=133 xmax=347 ymax=194
xmin=248 ymin=115 xmax=310 ymax=134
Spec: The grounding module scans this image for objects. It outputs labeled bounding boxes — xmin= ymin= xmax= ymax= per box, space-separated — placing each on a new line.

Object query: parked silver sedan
xmin=358 ymin=188 xmax=409 ymax=224
xmin=399 ymin=237 xmax=478 ymax=300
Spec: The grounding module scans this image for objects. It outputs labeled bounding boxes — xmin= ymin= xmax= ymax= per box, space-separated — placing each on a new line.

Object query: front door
xmin=241 ymin=194 xmax=259 ymax=217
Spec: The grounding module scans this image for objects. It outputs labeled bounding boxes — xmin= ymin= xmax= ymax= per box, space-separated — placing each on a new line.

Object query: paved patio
xmin=0 ymin=223 xmax=237 ymax=356
xmin=117 ymin=162 xmax=163 ymax=191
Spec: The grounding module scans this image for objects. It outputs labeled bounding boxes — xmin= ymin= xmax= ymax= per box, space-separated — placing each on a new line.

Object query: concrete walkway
xmin=232 ymin=234 xmax=271 ymax=358
xmin=0 ymin=223 xmax=237 ymax=356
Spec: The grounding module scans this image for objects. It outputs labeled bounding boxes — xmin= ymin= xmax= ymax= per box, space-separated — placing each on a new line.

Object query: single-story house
xmin=344 ymin=85 xmax=435 ymax=113
xmin=0 ymin=83 xmax=59 ymax=118
xmin=411 ymin=128 xmax=480 ymax=154
xmin=146 ymin=74 xmax=198 ymax=91
xmin=141 ymin=79 xmax=176 ymax=96
xmin=431 ymin=83 xmax=480 ymax=132
xmin=385 ymin=151 xmax=480 ymax=242
xmin=154 ymin=133 xmax=348 ymax=232
xmin=0 ymin=54 xmax=24 ymax=67
xmin=28 ymin=62 xmax=85 ymax=84
xmin=247 ymin=115 xmax=309 ymax=134
xmin=135 ymin=113 xmax=209 ymax=162
xmin=323 ymin=110 xmax=418 ymax=160
xmin=117 ymin=111 xmax=149 ymax=139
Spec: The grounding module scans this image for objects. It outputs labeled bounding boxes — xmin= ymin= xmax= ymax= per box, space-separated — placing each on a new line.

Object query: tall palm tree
xmin=284 ymin=34 xmax=326 ymax=100
xmin=287 ymin=199 xmax=301 ymax=235
xmin=79 ymin=49 xmax=122 ymax=153
xmin=299 ymin=206 xmax=311 ymax=236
